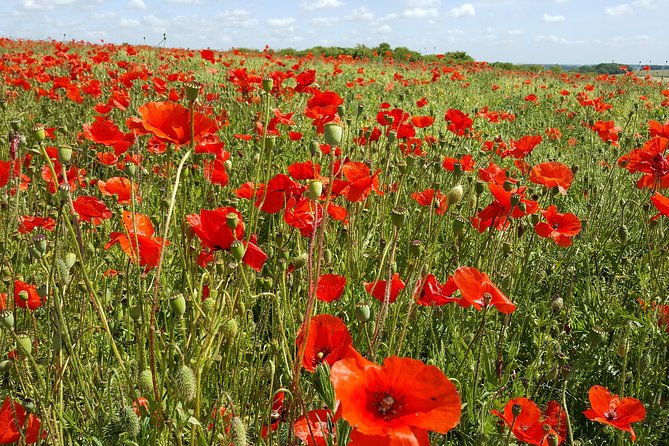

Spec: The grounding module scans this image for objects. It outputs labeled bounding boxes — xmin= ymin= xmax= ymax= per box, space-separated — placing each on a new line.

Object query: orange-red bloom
xmin=294 ymin=409 xmax=334 ymax=446
xmin=452 ymin=266 xmax=516 ymax=314
xmin=330 ymin=347 xmax=461 ymax=446
xmin=529 ymin=162 xmax=574 ymax=195
xmin=651 ymin=192 xmax=669 ymax=220
xmin=583 ymin=385 xmax=645 ymax=442
xmin=0 ymin=396 xmax=44 ymax=444
xmin=98 ymin=177 xmax=139 ymax=205
xmin=296 ymin=314 xmax=353 ymax=372
xmin=72 ymin=195 xmax=112 ymax=225
xmin=316 ymin=274 xmax=346 ymax=303
xmin=492 ymin=397 xmax=567 ymax=445
xmin=364 ymin=273 xmax=405 ymax=304
xmin=14 ymin=280 xmax=43 ymax=311
xmin=534 ymin=205 xmax=581 ymax=247
xmin=127 ymin=101 xmax=216 ymax=146
xmin=105 ymin=211 xmax=166 ymax=271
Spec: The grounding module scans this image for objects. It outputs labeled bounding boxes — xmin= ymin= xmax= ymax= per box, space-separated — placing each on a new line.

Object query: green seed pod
xmin=264 ymin=136 xmax=276 ymax=149
xmin=309 ymin=140 xmax=320 ymax=156
xmin=33 ymin=234 xmax=47 ymax=254
xmin=355 ymin=304 xmax=371 ymax=323
xmin=31 ymin=124 xmax=46 ymax=142
xmin=173 ymin=365 xmax=196 ymax=402
xmin=409 ymin=239 xmax=423 ymax=257
xmin=1 ymin=310 xmax=14 ymax=330
xmin=447 ymin=184 xmax=464 ymax=205
xmin=0 ymin=359 xmax=13 ymax=372
xmin=119 ymin=405 xmax=140 ymax=438
xmin=170 ymin=294 xmax=187 ymax=316
xmin=126 ymin=163 xmax=137 ymax=176
xmin=452 ymin=216 xmax=467 ymax=237
xmin=138 ymin=369 xmax=154 ymax=394
xmin=230 ymin=240 xmax=246 ymax=261
xmin=129 ymin=305 xmax=142 ymax=322
xmin=10 ymin=118 xmax=21 ymax=131
xmin=222 ymin=319 xmax=239 ymax=342
xmin=17 ymin=334 xmax=32 ymax=356
xmin=64 ymin=252 xmax=77 ymax=269
xmin=226 ymin=212 xmax=239 ymax=230
xmin=588 ymin=327 xmax=607 ymax=348
xmin=324 ymin=123 xmax=343 ymax=147
xmin=57 ymin=146 xmax=73 ymax=164
xmin=292 ymin=252 xmax=308 ymax=270
xmin=184 ymin=81 xmax=202 ymax=102
xmin=474 ymin=180 xmax=485 ymax=195
xmin=308 ymin=180 xmax=323 ymax=200
xmin=337 ymin=104 xmax=346 ymax=119
xmin=503 ymin=180 xmax=514 ymax=192
xmin=391 ymin=206 xmax=407 ymax=229
xmin=230 ymin=417 xmax=247 ymax=446
xmin=262 ymin=77 xmax=274 ymax=93
xmin=21 ymin=398 xmax=35 ymax=414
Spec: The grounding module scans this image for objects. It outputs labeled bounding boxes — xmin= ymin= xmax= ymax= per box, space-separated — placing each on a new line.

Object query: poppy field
xmin=1 ymin=37 xmax=668 ymax=445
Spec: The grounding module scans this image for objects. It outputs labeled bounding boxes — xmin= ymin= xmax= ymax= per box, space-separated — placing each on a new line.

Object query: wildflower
xmin=534 ymin=205 xmax=581 ymax=247
xmin=583 ymin=385 xmax=645 ymax=442
xmin=296 ymin=314 xmax=353 ymax=372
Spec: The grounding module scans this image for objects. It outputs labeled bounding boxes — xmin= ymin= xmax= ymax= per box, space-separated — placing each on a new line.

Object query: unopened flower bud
xmin=447 ymin=184 xmax=464 ymax=205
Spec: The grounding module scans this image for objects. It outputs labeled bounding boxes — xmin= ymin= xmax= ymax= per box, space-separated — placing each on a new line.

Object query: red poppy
xmin=72 ymin=195 xmax=112 ymax=225
xmin=501 ymin=135 xmax=542 ymax=159
xmin=534 ymin=205 xmax=581 ymax=247
xmin=472 ymin=184 xmax=538 ymax=233
xmin=294 ymin=409 xmax=334 ymax=446
xmin=18 ymin=216 xmax=56 ymax=234
xmin=452 ymin=266 xmax=516 ymax=314
xmin=478 ymin=162 xmax=513 ymax=186
xmin=493 ymin=397 xmax=567 ymax=445
xmin=82 ymin=115 xmax=134 ymax=155
xmin=583 ymin=385 xmax=645 ymax=442
xmin=410 ymin=115 xmax=434 ymax=129
xmin=330 ymin=347 xmax=461 ymax=446
xmin=304 ymin=90 xmax=343 ymax=133
xmin=444 ymin=108 xmax=473 ymax=136
xmin=288 ymin=161 xmax=322 ymax=181
xmin=14 ymin=280 xmax=43 ymax=311
xmin=316 ymin=274 xmax=346 ymax=303
xmin=529 ymin=162 xmax=574 ymax=195
xmin=443 ymin=154 xmax=476 ymax=172
xmin=296 ymin=314 xmax=353 ymax=372
xmin=414 ymin=274 xmax=459 ymax=306
xmin=410 ymin=188 xmax=448 ymax=215
xmin=105 ymin=211 xmax=166 ymax=271
xmin=591 ymin=120 xmax=620 ymax=146
xmin=126 ymin=101 xmax=216 ymax=146
xmin=618 ymin=137 xmax=669 ymax=189
xmin=261 ymin=391 xmax=285 ymax=438
xmin=332 ymin=162 xmax=383 ymax=203
xmin=0 ymin=396 xmax=44 ymax=444
xmin=651 ymin=192 xmax=669 ymax=219
xmin=98 ymin=177 xmax=139 ymax=205
xmin=364 ymin=273 xmax=405 ymax=304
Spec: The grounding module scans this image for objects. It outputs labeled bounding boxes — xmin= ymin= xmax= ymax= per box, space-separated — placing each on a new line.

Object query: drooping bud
xmin=354 ymin=304 xmax=371 ymax=323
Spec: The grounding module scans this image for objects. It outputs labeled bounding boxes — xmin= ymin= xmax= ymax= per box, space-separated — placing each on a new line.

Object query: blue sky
xmin=2 ymin=0 xmax=668 ymax=65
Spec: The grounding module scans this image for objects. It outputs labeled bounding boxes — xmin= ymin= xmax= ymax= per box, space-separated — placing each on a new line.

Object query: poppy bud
xmin=588 ymin=327 xmax=607 ymax=347
xmin=474 ymin=181 xmax=485 ymax=195
xmin=337 ymin=104 xmax=346 ymax=118
xmin=10 ymin=118 xmax=21 ymax=131
xmin=170 ymin=294 xmax=186 ymax=316
xmin=616 ymin=342 xmax=628 ymax=358
xmin=503 ymin=180 xmax=514 ymax=192
xmin=355 ymin=303 xmax=371 ymax=322
xmin=409 ymin=239 xmax=423 ymax=257
xmin=64 ymin=252 xmax=77 ymax=269
xmin=226 ymin=212 xmax=239 ymax=230
xmin=0 ymin=309 xmax=14 ymax=330
xmin=262 ymin=77 xmax=273 ymax=93
xmin=18 ymin=290 xmax=29 ymax=302
xmin=126 ymin=163 xmax=137 ymax=176
xmin=309 ymin=140 xmax=320 ymax=156
xmin=530 ymin=213 xmax=540 ymax=226
xmin=452 ymin=162 xmax=462 ymax=175
xmin=308 ymin=180 xmax=323 ymax=200
xmin=510 ymin=193 xmax=521 ymax=207
xmin=222 ymin=318 xmax=239 ymax=341
xmin=16 ymin=333 xmax=32 ymax=356
xmin=230 ymin=240 xmax=246 ymax=261
xmin=22 ymin=398 xmax=36 ymax=414
xmin=59 ymin=183 xmax=70 ymax=202
xmin=230 ymin=417 xmax=247 ymax=446
xmin=391 ymin=206 xmax=407 ymax=228
xmin=173 ymin=365 xmax=196 ymax=402
xmin=447 ymin=184 xmax=464 ymax=205
xmin=512 ymin=403 xmax=522 ymax=417
xmin=184 ymin=81 xmax=202 ymax=102
xmin=396 ymin=158 xmax=407 ymax=174
xmin=31 ymin=124 xmax=46 ymax=142
xmin=324 ymin=123 xmax=343 ymax=147
xmin=0 ymin=359 xmax=12 ymax=372
xmin=33 ymin=233 xmax=47 ymax=254
xmin=58 ymin=146 xmax=73 ymax=164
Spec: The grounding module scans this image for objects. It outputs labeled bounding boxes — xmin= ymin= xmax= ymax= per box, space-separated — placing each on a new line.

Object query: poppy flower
xmin=501 ymin=135 xmax=542 ymax=159
xmin=472 ymin=184 xmax=538 ymax=233
xmin=452 ymin=266 xmax=516 ymax=314
xmin=105 ymin=211 xmax=166 ymax=271
xmin=284 ymin=196 xmax=323 ymax=238
xmin=98 ymin=177 xmax=139 ymax=205
xmin=591 ymin=120 xmax=620 ymax=146
xmin=0 ymin=396 xmax=44 ymax=444
xmin=294 ymin=409 xmax=334 ymax=446
xmin=18 ymin=216 xmax=56 ymax=234
xmin=304 ymin=90 xmax=343 ymax=133
xmin=330 ymin=347 xmax=461 ymax=446
xmin=443 ymin=154 xmax=476 ymax=173
xmin=316 ymin=274 xmax=346 ymax=303
xmin=493 ymin=397 xmax=567 ymax=445
xmin=261 ymin=391 xmax=285 ymax=438
xmin=332 ymin=162 xmax=383 ymax=203
xmin=529 ymin=162 xmax=574 ymax=195
xmin=14 ymin=280 xmax=43 ymax=311
xmin=444 ymin=108 xmax=473 ymax=136
xmin=72 ymin=195 xmax=112 ymax=225
xmin=534 ymin=205 xmax=581 ymax=247
xmin=82 ymin=115 xmax=134 ymax=155
xmin=414 ymin=274 xmax=459 ymax=307
xmin=364 ymin=273 xmax=405 ymax=304
xmin=583 ymin=385 xmax=645 ymax=442
xmin=296 ymin=314 xmax=353 ymax=372
xmin=126 ymin=101 xmax=216 ymax=146
xmin=410 ymin=188 xmax=448 ymax=215
xmin=651 ymin=192 xmax=669 ymax=219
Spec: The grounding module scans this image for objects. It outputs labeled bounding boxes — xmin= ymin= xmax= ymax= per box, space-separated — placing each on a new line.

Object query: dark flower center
xmin=604 ymin=409 xmax=617 ymax=421
xmin=552 ymin=223 xmax=560 ymax=230
xmin=372 ymin=391 xmax=403 ymax=421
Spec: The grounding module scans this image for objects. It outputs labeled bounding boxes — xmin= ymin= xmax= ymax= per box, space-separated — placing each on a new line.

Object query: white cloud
xmin=215 ymin=9 xmax=258 ymax=28
xmin=300 ymin=0 xmax=345 ymax=11
xmin=605 ymin=4 xmax=633 ymax=15
xmin=447 ymin=3 xmax=475 ymax=18
xmin=447 ymin=28 xmax=464 ymax=35
xmin=312 ymin=16 xmax=339 ymax=26
xmin=375 ymin=24 xmax=392 ymax=33
xmin=508 ymin=29 xmax=524 ymax=36
xmin=402 ymin=8 xmax=439 ymax=18
xmin=536 ymin=34 xmax=569 ymax=44
xmin=543 ymin=13 xmax=565 ymax=22
xmin=346 ymin=7 xmax=374 ymax=21
xmin=166 ymin=0 xmax=201 ymax=4
xmin=127 ymin=0 xmax=146 ymax=9
xmin=142 ymin=14 xmax=167 ymax=27
xmin=406 ymin=0 xmax=440 ymax=6
xmin=268 ymin=18 xmax=296 ymax=27
xmin=120 ymin=18 xmax=140 ymax=27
